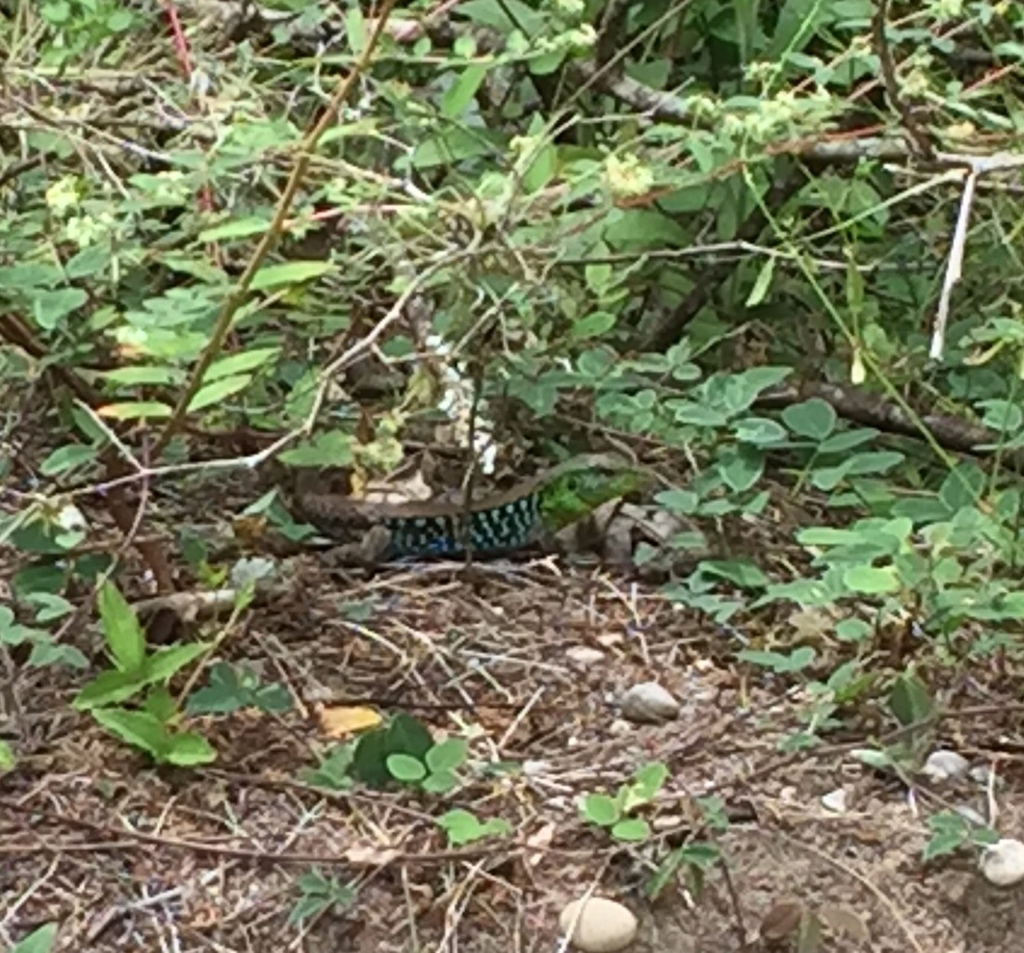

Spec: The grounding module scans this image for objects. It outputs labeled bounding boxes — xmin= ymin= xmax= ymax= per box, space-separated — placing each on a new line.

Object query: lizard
xmin=289 ymin=452 xmax=645 ymax=565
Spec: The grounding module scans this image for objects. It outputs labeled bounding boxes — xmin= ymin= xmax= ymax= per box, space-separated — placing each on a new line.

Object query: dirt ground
xmin=3 ymin=546 xmax=1024 ymax=951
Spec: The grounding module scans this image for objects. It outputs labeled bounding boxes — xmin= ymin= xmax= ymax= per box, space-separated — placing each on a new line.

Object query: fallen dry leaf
xmin=318 ymin=705 xmax=383 ymax=737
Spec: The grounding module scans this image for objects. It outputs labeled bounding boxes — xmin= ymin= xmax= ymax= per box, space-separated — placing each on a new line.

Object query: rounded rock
xmin=567 ymin=646 xmax=606 ymax=666
xmin=922 ymin=749 xmax=969 ymax=782
xmin=620 ymin=682 xmax=680 ymax=724
xmin=559 ymin=897 xmax=638 ymax=952
xmin=980 ymin=838 xmax=1024 ymax=887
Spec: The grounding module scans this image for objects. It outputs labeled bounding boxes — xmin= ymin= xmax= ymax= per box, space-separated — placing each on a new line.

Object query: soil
xmin=4 ymin=538 xmax=1024 ymax=952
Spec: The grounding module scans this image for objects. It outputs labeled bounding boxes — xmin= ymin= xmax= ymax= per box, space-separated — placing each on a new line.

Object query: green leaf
xmin=699 ymin=560 xmax=769 ymax=588
xmin=654 ymin=488 xmax=699 ymax=515
xmin=198 ymin=216 xmax=272 ymax=242
xmin=817 ymin=428 xmax=878 ymax=454
xmin=384 ymin=712 xmax=434 ymax=760
xmin=441 ymin=63 xmax=488 ymax=118
xmin=165 ymin=731 xmax=217 ymax=766
xmin=797 ymin=527 xmax=860 ymax=546
xmin=142 ymin=642 xmax=211 ymax=684
xmin=571 ymin=310 xmax=617 ymax=340
xmin=98 ymin=581 xmax=146 ymax=673
xmin=351 ymin=728 xmax=391 ymax=786
xmin=186 ymin=662 xmax=291 ymax=714
xmin=73 ymin=669 xmax=147 ymax=709
xmin=29 ymin=640 xmax=87 ymax=669
xmin=457 ymin=0 xmax=545 ymax=34
xmin=10 ymin=923 xmax=58 ymax=953
xmin=633 ymin=761 xmax=668 ymax=798
xmin=528 ymin=47 xmax=566 ymax=75
xmin=250 ymin=261 xmax=333 ymax=291
xmin=187 ymin=374 xmax=253 ymax=412
xmin=842 ymin=451 xmax=903 ymax=476
xmin=32 ymin=287 xmax=87 ymax=330
xmin=345 ymin=4 xmax=366 ymax=53
xmin=851 ymin=748 xmax=893 ymax=771
xmin=107 ymin=8 xmax=133 ymax=30
xmin=66 ymin=244 xmax=109 ymax=278
xmin=101 ymin=365 xmax=184 ymax=386
xmin=289 ymin=893 xmax=330 ymax=924
xmin=425 ymin=737 xmax=467 ymax=773
xmin=144 ymin=686 xmax=178 ymax=723
xmin=922 ymin=828 xmax=964 ymax=861
xmin=39 ymin=444 xmax=97 ymax=476
xmin=611 ymin=817 xmax=650 ymax=842
xmin=745 ymin=256 xmax=775 ymax=306
xmin=889 ymin=671 xmax=934 ymax=727
xmin=939 ymin=464 xmax=985 ymax=512
xmin=0 ymin=740 xmax=14 ymax=773
xmin=522 ymin=139 xmax=557 ymax=194
xmin=835 ymin=618 xmax=872 ymax=642
xmin=733 ymin=417 xmax=788 ymax=445
xmin=437 ymin=808 xmax=510 ymax=845
xmin=205 ymin=347 xmax=280 ymax=382
xmin=782 ymin=398 xmax=836 ymax=440
xmin=410 ymin=128 xmax=503 ymax=169
xmin=421 ymin=769 xmax=459 ymax=793
xmin=843 ymin=565 xmax=899 ymax=594
xmin=738 ymin=647 xmax=815 ymax=673
xmin=976 ymin=398 xmax=1024 ymax=434
xmin=278 ymin=431 xmax=355 ymax=467
xmin=92 ymin=707 xmax=169 ymax=758
xmin=436 ymin=808 xmax=482 ymax=844
xmin=302 ymin=744 xmax=356 ymax=790
xmin=583 ymin=793 xmax=620 ymax=826
xmin=387 ymin=753 xmax=427 ymax=782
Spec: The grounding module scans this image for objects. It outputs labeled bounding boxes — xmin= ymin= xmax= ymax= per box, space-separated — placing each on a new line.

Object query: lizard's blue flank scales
xmin=383 ymin=492 xmax=542 ymax=558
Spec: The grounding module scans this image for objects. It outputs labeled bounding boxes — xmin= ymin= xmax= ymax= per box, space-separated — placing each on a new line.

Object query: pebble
xmin=566 ymin=646 xmax=605 ymax=666
xmin=922 ymin=749 xmax=969 ymax=782
xmin=969 ymin=764 xmax=991 ymax=785
xmin=980 ymin=838 xmax=1024 ymax=887
xmin=820 ymin=788 xmax=847 ymax=813
xmin=619 ymin=682 xmax=680 ymax=724
xmin=559 ymin=897 xmax=638 ymax=952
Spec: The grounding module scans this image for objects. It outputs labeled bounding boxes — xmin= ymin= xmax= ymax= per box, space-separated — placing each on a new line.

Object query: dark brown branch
xmin=758 ymin=380 xmax=1024 ymax=470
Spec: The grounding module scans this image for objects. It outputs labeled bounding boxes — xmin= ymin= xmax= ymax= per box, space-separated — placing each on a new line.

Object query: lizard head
xmin=538 ymin=452 xmax=648 ymax=531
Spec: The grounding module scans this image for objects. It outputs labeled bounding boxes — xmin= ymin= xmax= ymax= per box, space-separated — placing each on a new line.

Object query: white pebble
xmin=980 ymin=838 xmax=1024 ymax=887
xmin=922 ymin=749 xmax=969 ymax=782
xmin=969 ymin=764 xmax=991 ymax=785
xmin=559 ymin=897 xmax=638 ymax=952
xmin=820 ymin=788 xmax=847 ymax=813
xmin=566 ymin=646 xmax=605 ymax=666
xmin=620 ymin=682 xmax=680 ymax=724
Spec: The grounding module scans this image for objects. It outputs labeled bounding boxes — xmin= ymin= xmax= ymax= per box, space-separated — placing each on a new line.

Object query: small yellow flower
xmin=604 ymin=154 xmax=654 ymax=199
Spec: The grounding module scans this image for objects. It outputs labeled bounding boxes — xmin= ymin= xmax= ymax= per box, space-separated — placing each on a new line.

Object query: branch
xmin=149 ymin=0 xmax=398 ymax=459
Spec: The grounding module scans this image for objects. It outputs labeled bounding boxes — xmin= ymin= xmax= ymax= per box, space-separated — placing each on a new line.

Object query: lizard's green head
xmin=538 ymin=454 xmax=647 ymax=531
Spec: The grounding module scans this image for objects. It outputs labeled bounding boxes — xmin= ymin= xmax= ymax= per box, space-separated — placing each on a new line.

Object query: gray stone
xmin=620 ymin=682 xmax=680 ymax=724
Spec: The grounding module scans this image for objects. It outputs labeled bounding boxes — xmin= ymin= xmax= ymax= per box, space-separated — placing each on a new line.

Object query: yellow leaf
xmin=318 ymin=705 xmax=382 ymax=738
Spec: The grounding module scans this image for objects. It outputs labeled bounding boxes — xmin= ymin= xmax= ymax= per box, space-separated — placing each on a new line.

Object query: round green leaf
xmin=425 ymin=737 xmax=467 ymax=773
xmin=781 ymin=398 xmax=836 ymax=440
xmin=387 ymin=753 xmax=427 ymax=782
xmin=843 ymin=565 xmax=899 ymax=594
xmin=611 ymin=817 xmax=650 ymax=842
xmin=582 ymin=793 xmax=620 ymax=826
